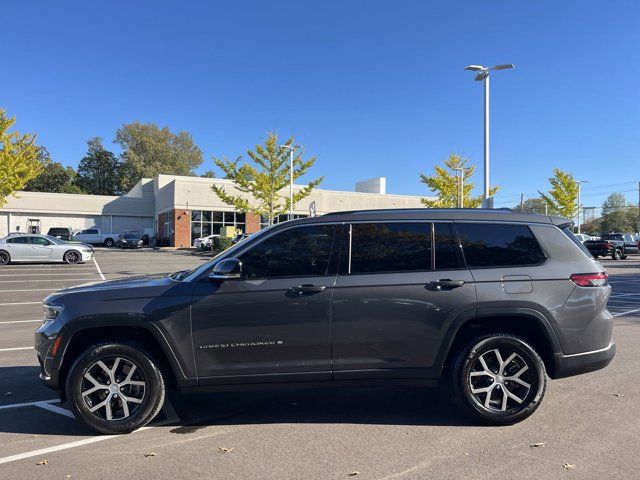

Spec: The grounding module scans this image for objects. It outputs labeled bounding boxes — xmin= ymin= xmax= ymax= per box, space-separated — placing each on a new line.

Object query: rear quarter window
xmin=456 ymin=223 xmax=546 ymax=268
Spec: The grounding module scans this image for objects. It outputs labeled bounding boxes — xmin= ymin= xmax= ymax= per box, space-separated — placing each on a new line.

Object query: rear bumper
xmin=552 ymin=340 xmax=615 ymax=379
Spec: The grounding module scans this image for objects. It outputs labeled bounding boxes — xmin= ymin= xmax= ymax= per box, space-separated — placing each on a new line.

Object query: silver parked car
xmin=0 ymin=234 xmax=94 ymax=265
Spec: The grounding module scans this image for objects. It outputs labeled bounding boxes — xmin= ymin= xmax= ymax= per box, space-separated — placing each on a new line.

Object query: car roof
xmin=289 ymin=208 xmax=569 ymax=226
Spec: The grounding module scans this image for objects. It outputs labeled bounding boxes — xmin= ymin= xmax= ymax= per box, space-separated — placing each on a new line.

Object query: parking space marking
xmin=0 ymin=399 xmax=59 ymax=410
xmin=0 ymin=301 xmax=41 ymax=306
xmin=0 ymin=288 xmax=58 ymax=293
xmin=613 ymin=308 xmax=640 ymax=317
xmin=93 ymin=257 xmax=106 ymax=280
xmin=0 ymin=273 xmax=102 ymax=277
xmin=0 ymin=319 xmax=40 ymax=324
xmin=0 ymin=278 xmax=98 ymax=283
xmin=0 ymin=346 xmax=33 ymax=351
xmin=33 ymin=401 xmax=75 ymax=419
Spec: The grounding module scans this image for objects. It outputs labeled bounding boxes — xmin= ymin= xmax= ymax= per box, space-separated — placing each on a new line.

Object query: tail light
xmin=603 ymin=242 xmax=612 ymax=250
xmin=570 ymin=272 xmax=608 ymax=287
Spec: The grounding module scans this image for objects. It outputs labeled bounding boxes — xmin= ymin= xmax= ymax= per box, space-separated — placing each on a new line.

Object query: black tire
xmin=0 ymin=250 xmax=10 ymax=266
xmin=613 ymin=249 xmax=622 ymax=261
xmin=451 ymin=333 xmax=546 ymax=425
xmin=621 ymin=255 xmax=628 ymax=260
xmin=64 ymin=250 xmax=82 ymax=264
xmin=104 ymin=238 xmax=115 ymax=247
xmin=65 ymin=341 xmax=165 ymax=434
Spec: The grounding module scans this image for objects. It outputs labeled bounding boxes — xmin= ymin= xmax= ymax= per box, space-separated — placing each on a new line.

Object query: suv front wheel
xmin=451 ymin=333 xmax=546 ymax=425
xmin=65 ymin=341 xmax=166 ymax=434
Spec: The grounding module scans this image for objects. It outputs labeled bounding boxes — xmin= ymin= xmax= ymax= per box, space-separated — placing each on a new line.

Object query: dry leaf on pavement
xmin=144 ymin=452 xmax=157 ymax=457
xmin=563 ymin=463 xmax=576 ymax=470
xmin=348 ymin=471 xmax=361 ymax=476
xmin=613 ymin=393 xmax=624 ymax=397
xmin=530 ymin=442 xmax=546 ymax=448
xmin=218 ymin=447 xmax=234 ymax=454
xmin=36 ymin=459 xmax=49 ymax=466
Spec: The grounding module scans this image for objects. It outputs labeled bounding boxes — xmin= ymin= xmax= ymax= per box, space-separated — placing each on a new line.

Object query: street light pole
xmin=453 ymin=167 xmax=464 ymax=208
xmin=280 ymin=144 xmax=301 ymax=221
xmin=465 ymin=63 xmax=514 ymax=207
xmin=576 ymin=180 xmax=588 ymax=234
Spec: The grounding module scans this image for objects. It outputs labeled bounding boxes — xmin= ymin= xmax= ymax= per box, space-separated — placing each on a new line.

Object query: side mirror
xmin=209 ymin=258 xmax=243 ymax=281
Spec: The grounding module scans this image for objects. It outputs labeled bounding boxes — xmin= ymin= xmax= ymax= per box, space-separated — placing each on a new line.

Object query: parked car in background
xmin=36 ymin=209 xmax=614 ymax=434
xmin=117 ymin=231 xmax=143 ymax=249
xmin=194 ymin=234 xmax=217 ymax=249
xmin=573 ymin=233 xmax=591 ymax=243
xmin=583 ymin=233 xmax=640 ymax=260
xmin=232 ymin=233 xmax=251 ymax=244
xmin=0 ymin=234 xmax=93 ymax=265
xmin=47 ymin=227 xmax=74 ymax=241
xmin=73 ymin=229 xmax=118 ymax=247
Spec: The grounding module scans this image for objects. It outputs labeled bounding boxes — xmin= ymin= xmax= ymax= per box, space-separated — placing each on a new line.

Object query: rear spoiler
xmin=557 ymin=221 xmax=575 ymax=229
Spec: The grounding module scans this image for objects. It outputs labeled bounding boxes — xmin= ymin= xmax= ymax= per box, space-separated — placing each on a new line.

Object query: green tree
xmin=115 ymin=121 xmax=203 ymax=191
xmin=538 ymin=168 xmax=579 ymax=219
xmin=0 ymin=109 xmax=42 ymax=205
xmin=76 ymin=138 xmax=122 ymax=195
xmin=600 ymin=193 xmax=636 ymax=233
xmin=514 ymin=197 xmax=547 ymax=214
xmin=211 ymin=133 xmax=323 ymax=224
xmin=419 ymin=154 xmax=498 ymax=208
xmin=24 ymin=147 xmax=83 ymax=193
xmin=201 ymin=170 xmax=216 ymax=178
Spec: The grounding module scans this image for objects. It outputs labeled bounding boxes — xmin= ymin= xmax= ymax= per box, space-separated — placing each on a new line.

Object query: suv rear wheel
xmin=451 ymin=333 xmax=546 ymax=425
xmin=65 ymin=341 xmax=165 ymax=434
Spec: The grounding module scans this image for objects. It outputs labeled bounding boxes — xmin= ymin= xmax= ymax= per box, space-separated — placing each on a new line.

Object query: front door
xmin=331 ymin=222 xmax=476 ymax=379
xmin=29 ymin=236 xmax=57 ymax=260
xmin=191 ymin=224 xmax=339 ymax=383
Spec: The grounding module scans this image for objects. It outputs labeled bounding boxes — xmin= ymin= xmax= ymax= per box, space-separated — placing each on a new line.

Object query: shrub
xmin=211 ymin=236 xmax=233 ymax=254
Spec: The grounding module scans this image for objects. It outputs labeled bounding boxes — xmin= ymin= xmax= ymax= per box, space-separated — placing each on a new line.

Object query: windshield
xmin=123 ymin=234 xmax=139 ymax=240
xmin=174 ymin=225 xmax=277 ymax=282
xmin=43 ymin=235 xmax=65 ymax=245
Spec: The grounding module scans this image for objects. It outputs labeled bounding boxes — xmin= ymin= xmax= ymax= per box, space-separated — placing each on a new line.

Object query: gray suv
xmin=35 ymin=209 xmax=615 ymax=434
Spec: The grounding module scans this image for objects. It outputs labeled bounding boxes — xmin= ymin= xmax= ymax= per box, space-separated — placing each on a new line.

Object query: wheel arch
xmin=57 ymin=324 xmax=191 ymax=400
xmin=438 ymin=309 xmax=562 ymax=379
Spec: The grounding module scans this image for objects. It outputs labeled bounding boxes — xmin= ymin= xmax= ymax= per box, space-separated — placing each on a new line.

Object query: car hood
xmin=45 ymin=273 xmax=176 ymax=300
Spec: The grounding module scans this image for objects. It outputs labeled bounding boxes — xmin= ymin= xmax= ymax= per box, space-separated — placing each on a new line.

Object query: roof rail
xmin=322 ymin=207 xmax=515 ymax=216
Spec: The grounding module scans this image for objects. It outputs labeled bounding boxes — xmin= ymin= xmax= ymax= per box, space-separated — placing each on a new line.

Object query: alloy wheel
xmin=0 ymin=252 xmax=9 ymax=265
xmin=468 ymin=348 xmax=532 ymax=412
xmin=81 ymin=356 xmax=146 ymax=421
xmin=66 ymin=251 xmax=81 ymax=263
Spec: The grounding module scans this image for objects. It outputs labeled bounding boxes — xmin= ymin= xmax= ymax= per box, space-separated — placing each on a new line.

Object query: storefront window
xmin=191 ymin=210 xmax=247 ymax=245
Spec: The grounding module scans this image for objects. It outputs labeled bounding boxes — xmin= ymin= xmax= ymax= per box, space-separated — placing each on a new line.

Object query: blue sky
xmin=2 ymin=0 xmax=639 ymax=211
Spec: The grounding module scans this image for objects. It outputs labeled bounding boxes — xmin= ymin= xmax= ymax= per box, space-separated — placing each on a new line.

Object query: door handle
xmin=289 ymin=284 xmax=327 ymax=294
xmin=426 ymin=279 xmax=465 ymax=291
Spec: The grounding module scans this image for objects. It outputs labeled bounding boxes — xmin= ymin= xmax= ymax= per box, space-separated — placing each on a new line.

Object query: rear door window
xmin=349 ymin=222 xmax=431 ymax=274
xmin=434 ymin=223 xmax=463 ymax=269
xmin=7 ymin=237 xmax=29 ymax=244
xmin=456 ymin=223 xmax=546 ymax=268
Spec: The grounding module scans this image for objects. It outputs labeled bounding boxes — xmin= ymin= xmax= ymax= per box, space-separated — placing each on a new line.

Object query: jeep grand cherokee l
xmin=35 ymin=209 xmax=615 ymax=434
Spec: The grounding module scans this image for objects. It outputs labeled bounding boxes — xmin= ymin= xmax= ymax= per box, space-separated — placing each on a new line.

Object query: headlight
xmin=82 ymin=248 xmax=92 ymax=253
xmin=43 ymin=304 xmax=64 ymax=321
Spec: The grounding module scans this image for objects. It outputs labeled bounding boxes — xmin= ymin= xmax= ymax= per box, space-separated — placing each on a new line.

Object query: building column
xmin=245 ymin=212 xmax=261 ymax=234
xmin=173 ymin=208 xmax=191 ymax=247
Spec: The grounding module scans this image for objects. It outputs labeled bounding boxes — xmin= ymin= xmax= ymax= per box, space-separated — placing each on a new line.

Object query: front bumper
xmin=552 ymin=340 xmax=616 ymax=378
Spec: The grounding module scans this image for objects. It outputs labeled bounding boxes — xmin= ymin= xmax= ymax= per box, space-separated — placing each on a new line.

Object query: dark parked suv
xmin=35 ymin=209 xmax=615 ymax=434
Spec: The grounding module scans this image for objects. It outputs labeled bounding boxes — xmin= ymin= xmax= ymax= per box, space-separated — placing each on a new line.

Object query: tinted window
xmin=48 ymin=228 xmax=67 ymax=234
xmin=561 ymin=227 xmax=592 ymax=257
xmin=601 ymin=234 xmax=623 ymax=241
xmin=350 ymin=222 xmax=431 ymax=274
xmin=86 ymin=229 xmax=99 ymax=234
xmin=457 ymin=223 xmax=545 ymax=267
xmin=7 ymin=237 xmax=29 ymax=244
xmin=239 ymin=225 xmax=336 ymax=278
xmin=434 ymin=223 xmax=462 ymax=269
xmin=31 ymin=237 xmax=51 ymax=245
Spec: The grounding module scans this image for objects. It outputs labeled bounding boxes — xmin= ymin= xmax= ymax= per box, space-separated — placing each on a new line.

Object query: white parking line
xmin=34 ymin=401 xmax=75 ymax=419
xmin=0 ymin=319 xmax=40 ymax=324
xmin=613 ymin=308 xmax=640 ymax=317
xmin=0 ymin=301 xmax=41 ymax=306
xmin=93 ymin=257 xmax=106 ymax=280
xmin=0 ymin=346 xmax=33 ymax=351
xmin=0 ymin=288 xmax=57 ymax=293
xmin=0 ymin=273 xmax=101 ymax=277
xmin=0 ymin=279 xmax=97 ymax=283
xmin=0 ymin=399 xmax=59 ymax=410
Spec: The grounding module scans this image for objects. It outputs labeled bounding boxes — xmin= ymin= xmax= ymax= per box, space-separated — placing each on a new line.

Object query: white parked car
xmin=0 ymin=234 xmax=94 ymax=265
xmin=72 ymin=228 xmax=118 ymax=247
xmin=574 ymin=234 xmax=591 ymax=243
xmin=194 ymin=234 xmax=217 ymax=249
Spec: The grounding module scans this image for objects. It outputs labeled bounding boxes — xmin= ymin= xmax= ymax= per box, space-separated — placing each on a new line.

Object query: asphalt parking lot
xmin=0 ymin=250 xmax=639 ymax=479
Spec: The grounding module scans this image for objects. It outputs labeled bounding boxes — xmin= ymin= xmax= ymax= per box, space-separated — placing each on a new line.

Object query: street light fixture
xmin=464 ymin=63 xmax=514 ymax=207
xmin=280 ymin=144 xmax=302 ymax=221
xmin=576 ymin=180 xmax=589 ymax=234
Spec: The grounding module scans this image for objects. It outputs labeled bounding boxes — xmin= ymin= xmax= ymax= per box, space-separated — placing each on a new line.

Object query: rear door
xmin=5 ymin=236 xmax=32 ymax=261
xmin=331 ymin=221 xmax=476 ymax=378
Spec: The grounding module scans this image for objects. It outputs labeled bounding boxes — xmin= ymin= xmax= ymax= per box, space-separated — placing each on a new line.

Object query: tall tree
xmin=24 ymin=147 xmax=83 ymax=193
xmin=419 ymin=154 xmax=498 ymax=208
xmin=115 ymin=121 xmax=203 ymax=191
xmin=538 ymin=168 xmax=579 ymax=219
xmin=211 ymin=133 xmax=323 ymax=224
xmin=76 ymin=138 xmax=122 ymax=195
xmin=0 ymin=109 xmax=42 ymax=205
xmin=514 ymin=197 xmax=547 ymax=214
xmin=600 ymin=193 xmax=634 ymax=233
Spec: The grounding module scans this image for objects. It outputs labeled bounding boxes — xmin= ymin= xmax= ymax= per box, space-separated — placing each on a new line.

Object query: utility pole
xmin=279 ymin=144 xmax=301 ymax=221
xmin=637 ymin=181 xmax=640 ymax=234
xmin=576 ymin=180 xmax=588 ymax=234
xmin=520 ymin=193 xmax=524 ymax=211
